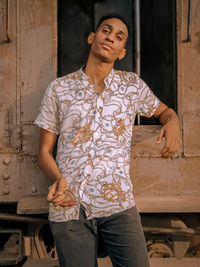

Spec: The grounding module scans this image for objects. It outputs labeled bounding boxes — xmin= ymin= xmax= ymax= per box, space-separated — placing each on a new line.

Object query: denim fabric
xmin=50 ymin=206 xmax=150 ymax=267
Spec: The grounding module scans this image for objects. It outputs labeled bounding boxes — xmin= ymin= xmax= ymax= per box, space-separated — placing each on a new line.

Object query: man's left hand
xmin=156 ymin=120 xmax=180 ymax=158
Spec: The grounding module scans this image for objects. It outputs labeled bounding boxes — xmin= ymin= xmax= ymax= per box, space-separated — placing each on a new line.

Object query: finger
xmin=54 ymin=197 xmax=74 ymax=207
xmin=160 ymin=151 xmax=170 ymax=158
xmin=161 ymin=144 xmax=176 ymax=158
xmin=160 ymin=147 xmax=173 ymax=158
xmin=57 ymin=178 xmax=68 ymax=195
xmin=60 ymin=199 xmax=75 ymax=207
xmin=174 ymin=142 xmax=179 ymax=154
xmin=159 ymin=132 xmax=175 ymax=157
xmin=159 ymin=142 xmax=170 ymax=157
xmin=169 ymin=140 xmax=178 ymax=156
xmin=52 ymin=193 xmax=65 ymax=204
xmin=159 ymin=138 xmax=180 ymax=158
xmin=160 ymin=146 xmax=173 ymax=158
xmin=167 ymin=137 xmax=179 ymax=157
xmin=47 ymin=183 xmax=57 ymax=202
xmin=156 ymin=127 xmax=165 ymax=144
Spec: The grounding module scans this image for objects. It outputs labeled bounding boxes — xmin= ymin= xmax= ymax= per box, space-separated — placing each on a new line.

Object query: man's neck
xmin=84 ymin=57 xmax=114 ymax=85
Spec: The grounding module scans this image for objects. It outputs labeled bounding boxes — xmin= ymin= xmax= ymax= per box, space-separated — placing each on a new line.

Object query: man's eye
xmin=102 ymin=28 xmax=109 ymax=33
xmin=117 ymin=36 xmax=123 ymax=41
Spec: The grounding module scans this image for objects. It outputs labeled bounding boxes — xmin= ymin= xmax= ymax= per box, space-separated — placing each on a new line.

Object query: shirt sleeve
xmin=34 ymin=80 xmax=60 ymax=134
xmin=136 ymin=75 xmax=160 ymax=118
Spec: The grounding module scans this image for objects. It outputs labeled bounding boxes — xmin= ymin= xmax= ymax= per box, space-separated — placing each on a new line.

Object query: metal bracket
xmin=0 ymin=0 xmax=10 ymax=44
xmin=182 ymin=0 xmax=192 ymax=43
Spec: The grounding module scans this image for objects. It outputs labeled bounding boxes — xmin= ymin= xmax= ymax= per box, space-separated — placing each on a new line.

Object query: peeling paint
xmin=0 ymin=0 xmax=199 ymax=214
xmin=193 ymin=29 xmax=200 ymax=54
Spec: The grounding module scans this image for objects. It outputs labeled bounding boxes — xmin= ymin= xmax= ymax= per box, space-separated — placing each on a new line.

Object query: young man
xmin=35 ymin=15 xmax=180 ymax=267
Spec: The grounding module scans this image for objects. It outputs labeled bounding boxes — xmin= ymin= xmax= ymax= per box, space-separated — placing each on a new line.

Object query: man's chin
xmin=99 ymin=54 xmax=114 ymax=63
xmin=92 ymin=49 xmax=115 ymax=63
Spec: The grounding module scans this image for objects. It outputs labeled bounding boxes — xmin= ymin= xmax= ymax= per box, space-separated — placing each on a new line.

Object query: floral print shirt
xmin=34 ymin=67 xmax=160 ymax=222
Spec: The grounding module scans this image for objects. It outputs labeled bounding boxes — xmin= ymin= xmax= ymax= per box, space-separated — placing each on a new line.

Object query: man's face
xmin=88 ymin=18 xmax=128 ymax=63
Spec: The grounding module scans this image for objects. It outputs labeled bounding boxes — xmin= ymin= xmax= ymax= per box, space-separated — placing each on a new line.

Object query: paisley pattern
xmin=34 ymin=67 xmax=160 ymax=222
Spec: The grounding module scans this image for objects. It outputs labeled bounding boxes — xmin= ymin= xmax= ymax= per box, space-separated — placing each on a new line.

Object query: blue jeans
xmin=50 ymin=206 xmax=150 ymax=267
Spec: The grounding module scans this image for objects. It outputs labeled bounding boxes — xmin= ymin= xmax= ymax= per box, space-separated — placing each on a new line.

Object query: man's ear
xmin=118 ymin=48 xmax=127 ymax=60
xmin=88 ymin=32 xmax=95 ymax=44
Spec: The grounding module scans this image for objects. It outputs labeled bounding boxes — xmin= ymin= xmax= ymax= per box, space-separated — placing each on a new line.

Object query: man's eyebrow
xmin=102 ymin=23 xmax=112 ymax=30
xmin=102 ymin=24 xmax=126 ymax=36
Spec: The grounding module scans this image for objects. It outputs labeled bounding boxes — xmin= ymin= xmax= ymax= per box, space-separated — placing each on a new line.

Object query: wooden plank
xmin=17 ymin=195 xmax=48 ymax=214
xmin=22 ymin=258 xmax=200 ymax=267
xmin=150 ymin=258 xmax=200 ymax=267
xmin=131 ymin=158 xmax=200 ymax=203
xmin=23 ymin=259 xmax=58 ymax=267
xmin=135 ymin=196 xmax=200 ymax=213
xmin=0 ymin=0 xmax=20 ymax=152
xmin=183 ymin=113 xmax=200 ymax=157
xmin=19 ymin=0 xmax=57 ymax=123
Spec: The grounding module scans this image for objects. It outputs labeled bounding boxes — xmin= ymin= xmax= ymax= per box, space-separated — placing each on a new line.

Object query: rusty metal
xmin=0 ymin=228 xmax=23 ymax=265
xmin=0 ymin=0 xmax=200 ymax=266
xmin=148 ymin=243 xmax=173 ymax=258
xmin=3 ymin=186 xmax=10 ymax=195
xmin=0 ymin=0 xmax=10 ymax=44
xmin=150 ymin=258 xmax=200 ymax=267
xmin=2 ymin=156 xmax=11 ymax=165
xmin=143 ymin=226 xmax=200 ymax=236
xmin=2 ymin=171 xmax=10 ymax=180
xmin=182 ymin=0 xmax=192 ymax=43
xmin=22 ymin=259 xmax=59 ymax=267
xmin=33 ymin=224 xmax=49 ymax=259
xmin=135 ymin=0 xmax=141 ymax=126
xmin=173 ymin=237 xmax=190 ymax=259
xmin=135 ymin=0 xmax=141 ymax=77
xmin=0 ymin=212 xmax=47 ymax=223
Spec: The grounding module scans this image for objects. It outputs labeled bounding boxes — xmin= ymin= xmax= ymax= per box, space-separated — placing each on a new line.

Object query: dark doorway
xmin=140 ymin=0 xmax=177 ymax=124
xmin=58 ymin=0 xmax=177 ymax=124
xmin=58 ymin=0 xmax=93 ymax=76
xmin=58 ymin=0 xmax=134 ymax=75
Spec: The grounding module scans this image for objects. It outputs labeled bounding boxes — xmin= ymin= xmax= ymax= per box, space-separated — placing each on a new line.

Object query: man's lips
xmin=101 ymin=43 xmax=113 ymax=50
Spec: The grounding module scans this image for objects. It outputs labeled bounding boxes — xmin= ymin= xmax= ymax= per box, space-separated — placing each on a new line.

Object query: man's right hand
xmin=47 ymin=176 xmax=75 ymax=207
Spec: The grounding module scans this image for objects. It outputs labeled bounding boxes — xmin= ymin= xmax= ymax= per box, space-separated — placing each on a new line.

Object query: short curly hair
xmin=95 ymin=14 xmax=130 ymax=35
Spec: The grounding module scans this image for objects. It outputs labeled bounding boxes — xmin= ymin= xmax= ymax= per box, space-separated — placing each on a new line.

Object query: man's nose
xmin=105 ymin=33 xmax=114 ymax=42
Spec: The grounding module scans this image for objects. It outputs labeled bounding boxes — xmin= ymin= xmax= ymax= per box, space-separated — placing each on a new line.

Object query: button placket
xmin=93 ymin=96 xmax=103 ymax=142
xmin=79 ymin=95 xmax=103 ymax=200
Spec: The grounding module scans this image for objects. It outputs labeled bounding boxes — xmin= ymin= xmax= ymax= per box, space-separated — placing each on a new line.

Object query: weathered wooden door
xmin=0 ymin=0 xmax=57 ymax=205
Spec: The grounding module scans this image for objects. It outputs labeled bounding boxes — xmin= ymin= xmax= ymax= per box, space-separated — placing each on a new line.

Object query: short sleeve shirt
xmin=34 ymin=67 xmax=160 ymax=222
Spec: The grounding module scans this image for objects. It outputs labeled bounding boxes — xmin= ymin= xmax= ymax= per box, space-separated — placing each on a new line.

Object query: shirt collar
xmin=78 ymin=66 xmax=114 ymax=88
xmin=78 ymin=66 xmax=89 ymax=82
